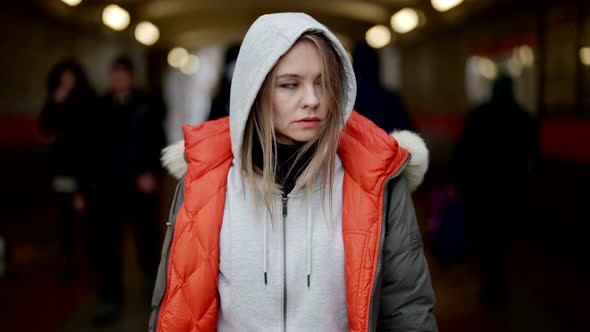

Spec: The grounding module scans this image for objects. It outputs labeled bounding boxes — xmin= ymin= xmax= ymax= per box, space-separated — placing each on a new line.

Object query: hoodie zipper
xmin=367 ymin=158 xmax=410 ymax=332
xmin=281 ymin=195 xmax=289 ymax=332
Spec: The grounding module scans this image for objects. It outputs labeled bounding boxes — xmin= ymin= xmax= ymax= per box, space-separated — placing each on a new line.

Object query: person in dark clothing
xmin=39 ymin=59 xmax=97 ymax=284
xmin=90 ymin=56 xmax=166 ymax=326
xmin=451 ymin=74 xmax=537 ymax=307
xmin=352 ymin=42 xmax=413 ymax=133
xmin=208 ymin=45 xmax=240 ymax=121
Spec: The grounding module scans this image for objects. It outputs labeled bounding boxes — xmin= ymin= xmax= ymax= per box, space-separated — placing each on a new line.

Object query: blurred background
xmin=1 ymin=0 xmax=589 ymax=331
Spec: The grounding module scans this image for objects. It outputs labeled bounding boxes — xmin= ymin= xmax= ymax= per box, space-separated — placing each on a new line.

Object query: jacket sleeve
xmin=134 ymin=95 xmax=167 ymax=176
xmin=39 ymin=101 xmax=60 ymax=136
xmin=377 ymin=177 xmax=437 ymax=332
xmin=149 ymin=177 xmax=185 ymax=332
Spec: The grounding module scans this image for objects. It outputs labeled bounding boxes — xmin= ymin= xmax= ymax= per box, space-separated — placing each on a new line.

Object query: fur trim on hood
xmin=161 ymin=130 xmax=428 ymax=192
xmin=390 ymin=131 xmax=429 ymax=192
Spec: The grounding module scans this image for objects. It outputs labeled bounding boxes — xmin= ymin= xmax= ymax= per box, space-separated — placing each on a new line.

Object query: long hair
xmin=46 ymin=59 xmax=95 ymax=100
xmin=240 ymin=30 xmax=344 ymax=220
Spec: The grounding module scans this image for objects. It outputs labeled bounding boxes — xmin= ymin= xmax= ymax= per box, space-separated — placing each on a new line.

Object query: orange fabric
xmin=156 ymin=117 xmax=232 ymax=332
xmin=338 ymin=112 xmax=409 ymax=331
xmin=157 ymin=112 xmax=409 ymax=332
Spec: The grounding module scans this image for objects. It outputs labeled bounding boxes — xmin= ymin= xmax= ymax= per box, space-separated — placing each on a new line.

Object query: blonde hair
xmin=240 ymin=30 xmax=344 ymax=220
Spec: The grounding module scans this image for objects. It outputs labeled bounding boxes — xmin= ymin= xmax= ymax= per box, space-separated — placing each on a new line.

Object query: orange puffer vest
xmin=156 ymin=112 xmax=409 ymax=332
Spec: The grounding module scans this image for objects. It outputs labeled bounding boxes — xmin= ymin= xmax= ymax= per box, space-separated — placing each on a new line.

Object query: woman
xmin=40 ymin=59 xmax=97 ymax=283
xmin=150 ymin=13 xmax=436 ymax=332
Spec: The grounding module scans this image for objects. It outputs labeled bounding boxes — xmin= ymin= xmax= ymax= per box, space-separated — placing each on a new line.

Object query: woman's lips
xmin=295 ymin=117 xmax=321 ymax=128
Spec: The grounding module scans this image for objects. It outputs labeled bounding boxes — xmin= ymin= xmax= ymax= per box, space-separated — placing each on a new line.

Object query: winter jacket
xmin=150 ymin=114 xmax=436 ymax=332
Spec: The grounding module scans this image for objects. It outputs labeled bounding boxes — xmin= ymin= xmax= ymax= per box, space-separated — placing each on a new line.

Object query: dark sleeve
xmin=39 ymin=101 xmax=60 ymax=136
xmin=138 ymin=96 xmax=167 ymax=175
xmin=78 ymin=99 xmax=103 ymax=192
xmin=149 ymin=177 xmax=184 ymax=332
xmin=378 ymin=177 xmax=437 ymax=332
xmin=449 ymin=110 xmax=477 ymax=188
xmin=527 ymin=114 xmax=539 ymax=163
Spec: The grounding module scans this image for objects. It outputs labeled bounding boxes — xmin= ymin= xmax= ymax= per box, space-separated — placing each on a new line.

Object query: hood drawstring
xmin=262 ymin=198 xmax=313 ymax=288
xmin=306 ymin=203 xmax=312 ymax=287
xmin=263 ymin=210 xmax=269 ymax=285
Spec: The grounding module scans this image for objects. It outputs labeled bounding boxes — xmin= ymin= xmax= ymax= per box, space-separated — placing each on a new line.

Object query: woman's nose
xmin=302 ymin=84 xmax=320 ymax=109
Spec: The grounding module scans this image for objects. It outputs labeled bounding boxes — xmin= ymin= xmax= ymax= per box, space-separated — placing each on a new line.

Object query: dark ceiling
xmin=28 ymin=0 xmax=517 ymax=49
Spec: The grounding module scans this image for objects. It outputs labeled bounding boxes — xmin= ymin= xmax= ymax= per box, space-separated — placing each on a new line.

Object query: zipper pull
xmin=281 ymin=196 xmax=288 ymax=218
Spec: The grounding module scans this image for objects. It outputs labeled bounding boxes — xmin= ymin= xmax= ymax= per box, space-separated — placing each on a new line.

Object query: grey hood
xmin=228 ymin=12 xmax=357 ymax=159
xmin=161 ymin=13 xmax=429 ymax=191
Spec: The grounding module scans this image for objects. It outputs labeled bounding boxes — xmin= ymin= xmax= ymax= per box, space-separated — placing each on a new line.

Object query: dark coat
xmin=353 ymin=43 xmax=413 ymax=133
xmin=39 ymin=91 xmax=98 ymax=190
xmin=93 ymin=90 xmax=166 ymax=190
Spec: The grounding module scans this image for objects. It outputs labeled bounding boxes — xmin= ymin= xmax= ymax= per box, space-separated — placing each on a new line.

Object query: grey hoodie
xmin=218 ymin=12 xmax=356 ymax=332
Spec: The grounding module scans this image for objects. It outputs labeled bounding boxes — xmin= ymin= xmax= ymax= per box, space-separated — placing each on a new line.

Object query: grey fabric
xmin=376 ymin=176 xmax=437 ymax=331
xmin=217 ymin=157 xmax=348 ymax=332
xmin=149 ymin=177 xmax=184 ymax=332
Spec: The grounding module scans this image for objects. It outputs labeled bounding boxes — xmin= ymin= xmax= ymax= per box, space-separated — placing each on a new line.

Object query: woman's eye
xmin=280 ymin=82 xmax=298 ymax=89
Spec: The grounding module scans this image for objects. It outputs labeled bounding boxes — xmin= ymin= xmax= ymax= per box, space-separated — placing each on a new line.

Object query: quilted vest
xmin=156 ymin=112 xmax=409 ymax=332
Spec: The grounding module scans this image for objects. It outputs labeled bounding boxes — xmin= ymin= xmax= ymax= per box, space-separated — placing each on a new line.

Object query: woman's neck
xmin=252 ymin=139 xmax=316 ymax=194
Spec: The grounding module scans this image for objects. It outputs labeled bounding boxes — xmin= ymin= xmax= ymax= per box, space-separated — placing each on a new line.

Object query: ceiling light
xmin=431 ymin=0 xmax=464 ymax=12
xmin=168 ymin=47 xmax=189 ymax=68
xmin=61 ymin=0 xmax=82 ymax=6
xmin=477 ymin=57 xmax=498 ymax=80
xmin=365 ymin=25 xmax=391 ymax=49
xmin=518 ymin=45 xmax=534 ymax=67
xmin=180 ymin=55 xmax=201 ymax=75
xmin=579 ymin=47 xmax=590 ymax=66
xmin=391 ymin=8 xmax=419 ymax=34
xmin=102 ymin=4 xmax=130 ymax=31
xmin=507 ymin=56 xmax=523 ymax=77
xmin=135 ymin=21 xmax=160 ymax=46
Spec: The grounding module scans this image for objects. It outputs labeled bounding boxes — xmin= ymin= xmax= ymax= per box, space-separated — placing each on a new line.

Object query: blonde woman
xmin=150 ymin=13 xmax=436 ymax=332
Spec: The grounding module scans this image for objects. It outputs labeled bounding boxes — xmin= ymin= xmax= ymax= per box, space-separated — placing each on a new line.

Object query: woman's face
xmin=60 ymin=70 xmax=77 ymax=93
xmin=271 ymin=40 xmax=328 ymax=144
